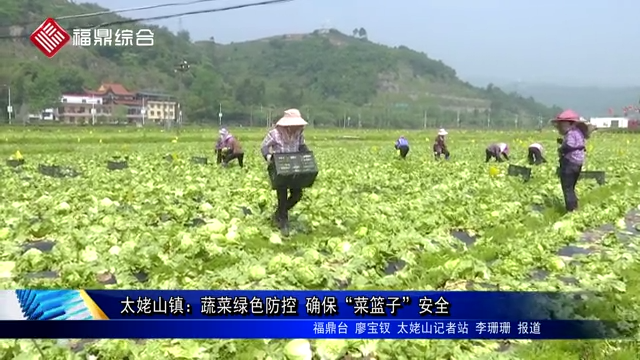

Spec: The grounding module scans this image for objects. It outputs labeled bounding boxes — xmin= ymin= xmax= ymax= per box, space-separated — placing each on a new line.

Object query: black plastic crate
xmin=38 ymin=164 xmax=80 ymax=178
xmin=191 ymin=156 xmax=208 ymax=165
xmin=507 ymin=165 xmax=531 ymax=182
xmin=107 ymin=160 xmax=128 ymax=170
xmin=581 ymin=171 xmax=605 ymax=185
xmin=268 ymin=152 xmax=318 ymax=189
xmin=6 ymin=159 xmax=24 ymax=167
xmin=556 ymin=168 xmax=605 ymax=185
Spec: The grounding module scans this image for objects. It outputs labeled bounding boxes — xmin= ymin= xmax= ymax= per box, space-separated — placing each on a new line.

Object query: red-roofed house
xmin=89 ymin=83 xmax=143 ymax=123
xmin=58 ymin=83 xmax=175 ymax=124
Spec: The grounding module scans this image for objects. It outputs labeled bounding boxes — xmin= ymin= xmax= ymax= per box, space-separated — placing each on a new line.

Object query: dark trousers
xmin=527 ymin=147 xmax=546 ymax=165
xmin=275 ymin=188 xmax=303 ymax=222
xmin=397 ymin=145 xmax=409 ymax=158
xmin=216 ymin=150 xmax=223 ymax=164
xmin=223 ymin=152 xmax=244 ymax=167
xmin=433 ymin=145 xmax=450 ymax=159
xmin=559 ymin=159 xmax=582 ymax=212
xmin=485 ymin=149 xmax=502 ymax=162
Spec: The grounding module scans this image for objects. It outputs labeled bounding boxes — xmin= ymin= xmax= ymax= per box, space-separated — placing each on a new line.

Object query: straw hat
xmin=550 ymin=109 xmax=580 ymax=123
xmin=437 ymin=129 xmax=448 ymax=136
xmin=276 ymin=109 xmax=308 ymax=127
xmin=550 ymin=109 xmax=592 ymax=133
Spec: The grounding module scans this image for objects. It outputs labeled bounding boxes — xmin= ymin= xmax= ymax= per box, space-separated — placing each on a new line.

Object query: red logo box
xmin=30 ymin=18 xmax=70 ymax=58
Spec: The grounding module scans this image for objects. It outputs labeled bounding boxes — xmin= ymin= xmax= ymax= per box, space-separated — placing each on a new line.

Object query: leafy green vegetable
xmin=2 ymin=127 xmax=640 ymax=358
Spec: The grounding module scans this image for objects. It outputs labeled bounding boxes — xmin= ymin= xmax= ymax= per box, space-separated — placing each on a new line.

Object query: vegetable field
xmin=1 ymin=127 xmax=640 ymax=359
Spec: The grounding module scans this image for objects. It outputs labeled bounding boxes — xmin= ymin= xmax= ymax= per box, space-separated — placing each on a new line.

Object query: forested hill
xmin=0 ymin=0 xmax=560 ymax=128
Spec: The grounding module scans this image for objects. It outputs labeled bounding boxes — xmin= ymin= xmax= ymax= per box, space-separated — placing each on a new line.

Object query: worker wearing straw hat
xmin=261 ymin=109 xmax=310 ymax=236
xmin=433 ymin=128 xmax=450 ymax=160
xmin=551 ymin=109 xmax=593 ymax=212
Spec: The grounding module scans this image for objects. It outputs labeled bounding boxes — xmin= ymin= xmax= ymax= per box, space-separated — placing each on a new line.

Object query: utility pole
xmin=218 ymin=103 xmax=222 ymax=127
xmin=537 ymin=113 xmax=542 ymax=130
xmin=423 ymin=109 xmax=427 ymax=129
xmin=140 ymin=97 xmax=146 ymax=126
xmin=456 ymin=109 xmax=460 ymax=127
xmin=91 ymin=94 xmax=96 ymax=125
xmin=487 ymin=109 xmax=491 ymax=128
xmin=2 ymin=85 xmax=12 ymax=124
xmin=174 ymin=60 xmax=190 ymax=135
xmin=515 ymin=114 xmax=519 ymax=128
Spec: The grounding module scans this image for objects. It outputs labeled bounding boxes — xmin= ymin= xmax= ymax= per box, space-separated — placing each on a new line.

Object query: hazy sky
xmin=94 ymin=0 xmax=639 ymax=87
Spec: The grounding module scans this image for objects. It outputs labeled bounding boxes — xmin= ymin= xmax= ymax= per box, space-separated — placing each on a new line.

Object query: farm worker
xmin=395 ymin=136 xmax=410 ymax=158
xmin=261 ymin=109 xmax=310 ymax=236
xmin=221 ymin=135 xmax=245 ymax=168
xmin=527 ymin=143 xmax=546 ymax=165
xmin=551 ymin=109 xmax=592 ymax=212
xmin=215 ymin=128 xmax=230 ymax=164
xmin=433 ymin=129 xmax=450 ymax=160
xmin=485 ymin=143 xmax=509 ymax=162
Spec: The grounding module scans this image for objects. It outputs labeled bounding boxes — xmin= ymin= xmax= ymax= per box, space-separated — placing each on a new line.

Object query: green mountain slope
xmin=0 ymin=0 xmax=559 ymax=128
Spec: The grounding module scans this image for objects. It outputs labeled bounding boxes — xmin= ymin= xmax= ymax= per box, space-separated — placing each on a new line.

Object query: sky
xmin=93 ymin=0 xmax=639 ymax=87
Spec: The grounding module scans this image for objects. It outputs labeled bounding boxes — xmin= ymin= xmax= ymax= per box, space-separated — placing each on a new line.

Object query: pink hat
xmin=276 ymin=109 xmax=308 ymax=127
xmin=551 ymin=109 xmax=580 ymax=122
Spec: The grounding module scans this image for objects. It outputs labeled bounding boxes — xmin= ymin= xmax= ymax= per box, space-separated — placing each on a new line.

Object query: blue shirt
xmin=395 ymin=137 xmax=409 ymax=148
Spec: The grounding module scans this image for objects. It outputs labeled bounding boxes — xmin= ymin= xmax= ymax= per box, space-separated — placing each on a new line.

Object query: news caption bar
xmin=0 ymin=290 xmax=619 ymax=339
xmin=0 ymin=319 xmax=613 ymax=339
xmin=70 ymin=290 xmax=585 ymax=319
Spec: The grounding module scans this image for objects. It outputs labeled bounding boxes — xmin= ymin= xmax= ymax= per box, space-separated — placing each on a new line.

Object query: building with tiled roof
xmin=58 ymin=83 xmax=177 ymax=125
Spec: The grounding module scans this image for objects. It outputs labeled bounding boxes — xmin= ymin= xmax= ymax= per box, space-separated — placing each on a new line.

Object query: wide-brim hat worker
xmin=550 ymin=109 xmax=594 ymax=212
xmin=433 ymin=129 xmax=450 ymax=160
xmin=260 ymin=109 xmax=310 ymax=236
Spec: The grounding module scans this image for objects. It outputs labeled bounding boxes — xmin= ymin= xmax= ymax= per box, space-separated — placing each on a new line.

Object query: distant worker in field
xmin=395 ymin=136 xmax=410 ymax=159
xmin=527 ymin=143 xmax=546 ymax=165
xmin=433 ymin=129 xmax=450 ymax=160
xmin=551 ymin=109 xmax=592 ymax=212
xmin=485 ymin=142 xmax=510 ymax=162
xmin=261 ymin=109 xmax=310 ymax=235
xmin=215 ymin=128 xmax=230 ymax=164
xmin=221 ymin=134 xmax=245 ymax=168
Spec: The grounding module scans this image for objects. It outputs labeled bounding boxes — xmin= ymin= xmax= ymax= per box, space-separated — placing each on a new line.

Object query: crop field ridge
xmin=1 ymin=127 xmax=640 ymax=359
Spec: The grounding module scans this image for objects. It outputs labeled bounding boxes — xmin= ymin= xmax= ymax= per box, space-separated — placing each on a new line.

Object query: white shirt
xmin=529 ymin=143 xmax=542 ymax=150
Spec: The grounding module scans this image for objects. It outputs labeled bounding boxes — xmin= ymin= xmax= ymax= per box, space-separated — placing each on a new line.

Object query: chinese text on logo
xmin=30 ymin=18 xmax=71 ymax=58
xmin=72 ymin=29 xmax=155 ymax=47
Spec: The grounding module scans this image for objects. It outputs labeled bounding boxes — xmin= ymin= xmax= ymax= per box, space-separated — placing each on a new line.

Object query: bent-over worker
xmin=215 ymin=128 xmax=229 ymax=164
xmin=527 ymin=143 xmax=546 ymax=165
xmin=485 ymin=143 xmax=509 ymax=162
xmin=222 ymin=135 xmax=244 ymax=168
xmin=261 ymin=109 xmax=310 ymax=236
xmin=395 ymin=136 xmax=410 ymax=159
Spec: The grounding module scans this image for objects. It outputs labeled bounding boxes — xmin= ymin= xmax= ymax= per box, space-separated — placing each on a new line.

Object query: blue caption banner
xmin=84 ymin=290 xmax=587 ymax=320
xmin=0 ymin=320 xmax=614 ymax=339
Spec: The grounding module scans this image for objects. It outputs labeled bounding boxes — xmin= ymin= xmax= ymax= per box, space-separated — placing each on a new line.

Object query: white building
xmin=61 ymin=94 xmax=102 ymax=105
xmin=28 ymin=108 xmax=55 ymax=121
xmin=588 ymin=117 xmax=629 ymax=128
